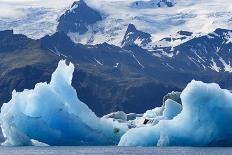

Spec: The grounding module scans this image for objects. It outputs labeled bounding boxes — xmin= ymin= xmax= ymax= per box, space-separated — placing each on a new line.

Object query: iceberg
xmin=119 ymin=81 xmax=232 ymax=147
xmin=2 ymin=60 xmax=232 ymax=147
xmin=0 ymin=60 xmax=128 ymax=146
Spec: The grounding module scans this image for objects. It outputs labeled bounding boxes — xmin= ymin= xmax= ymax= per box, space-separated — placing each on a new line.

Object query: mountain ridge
xmin=0 ymin=28 xmax=232 ymax=116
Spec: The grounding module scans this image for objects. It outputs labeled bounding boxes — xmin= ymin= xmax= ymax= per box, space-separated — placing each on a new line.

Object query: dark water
xmin=0 ymin=147 xmax=232 ymax=155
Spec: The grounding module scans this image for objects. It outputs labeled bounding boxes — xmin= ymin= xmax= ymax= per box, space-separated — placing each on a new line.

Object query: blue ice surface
xmin=0 ymin=60 xmax=127 ymax=146
xmin=119 ymin=80 xmax=232 ymax=147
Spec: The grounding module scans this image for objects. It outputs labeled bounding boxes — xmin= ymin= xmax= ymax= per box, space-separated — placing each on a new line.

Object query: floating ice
xmin=162 ymin=99 xmax=182 ymax=119
xmin=2 ymin=60 xmax=232 ymax=147
xmin=0 ymin=60 xmax=128 ymax=146
xmin=119 ymin=81 xmax=232 ymax=147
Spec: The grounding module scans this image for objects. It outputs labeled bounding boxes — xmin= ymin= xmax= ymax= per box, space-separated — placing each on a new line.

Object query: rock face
xmin=57 ymin=0 xmax=102 ymax=34
xmin=121 ymin=24 xmax=152 ymax=47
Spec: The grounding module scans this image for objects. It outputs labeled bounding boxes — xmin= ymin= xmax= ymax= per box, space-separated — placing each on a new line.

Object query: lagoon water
xmin=0 ymin=147 xmax=232 ymax=155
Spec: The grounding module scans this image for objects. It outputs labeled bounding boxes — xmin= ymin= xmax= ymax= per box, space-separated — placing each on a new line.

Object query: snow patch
xmin=113 ymin=63 xmax=119 ymax=68
xmin=210 ymin=58 xmax=221 ymax=72
xmin=94 ymin=58 xmax=103 ymax=66
xmin=132 ymin=54 xmax=144 ymax=69
xmin=219 ymin=57 xmax=232 ymax=72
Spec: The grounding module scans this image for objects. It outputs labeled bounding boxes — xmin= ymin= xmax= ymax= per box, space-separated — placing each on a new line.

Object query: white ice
xmin=0 ymin=60 xmax=128 ymax=146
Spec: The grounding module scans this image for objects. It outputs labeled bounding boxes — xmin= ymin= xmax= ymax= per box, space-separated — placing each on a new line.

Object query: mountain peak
xmin=57 ymin=0 xmax=102 ymax=34
xmin=122 ymin=24 xmax=152 ymax=47
xmin=71 ymin=0 xmax=87 ymax=11
xmin=127 ymin=24 xmax=137 ymax=32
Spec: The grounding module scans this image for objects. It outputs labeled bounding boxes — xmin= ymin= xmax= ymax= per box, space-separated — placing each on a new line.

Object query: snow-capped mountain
xmin=121 ymin=24 xmax=152 ymax=47
xmin=121 ymin=23 xmax=199 ymax=52
xmin=57 ymin=0 xmax=102 ymax=34
xmin=1 ymin=0 xmax=231 ymax=45
xmin=58 ymin=0 xmax=232 ymax=49
xmin=172 ymin=28 xmax=232 ymax=73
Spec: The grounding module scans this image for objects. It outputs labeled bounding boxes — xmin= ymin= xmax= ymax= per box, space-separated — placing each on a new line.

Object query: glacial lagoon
xmin=0 ymin=147 xmax=232 ymax=155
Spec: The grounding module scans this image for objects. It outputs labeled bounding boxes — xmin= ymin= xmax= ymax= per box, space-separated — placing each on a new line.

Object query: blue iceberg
xmin=0 ymin=60 xmax=128 ymax=146
xmin=119 ymin=81 xmax=232 ymax=147
xmin=2 ymin=60 xmax=232 ymax=147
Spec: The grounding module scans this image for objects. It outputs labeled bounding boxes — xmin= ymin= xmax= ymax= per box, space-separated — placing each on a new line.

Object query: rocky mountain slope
xmin=0 ymin=28 xmax=232 ymax=116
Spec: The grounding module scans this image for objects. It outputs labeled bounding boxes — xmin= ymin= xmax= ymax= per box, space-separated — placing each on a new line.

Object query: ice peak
xmin=50 ymin=60 xmax=74 ymax=86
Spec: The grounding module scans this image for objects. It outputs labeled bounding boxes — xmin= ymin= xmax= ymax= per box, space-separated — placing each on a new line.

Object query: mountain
xmin=169 ymin=28 xmax=232 ymax=73
xmin=0 ymin=30 xmax=182 ymax=116
xmin=1 ymin=28 xmax=232 ymax=116
xmin=57 ymin=0 xmax=102 ymax=34
xmin=59 ymin=0 xmax=178 ymax=47
xmin=121 ymin=24 xmax=196 ymax=52
xmin=1 ymin=0 xmax=231 ymax=45
xmin=0 ymin=30 xmax=60 ymax=110
xmin=121 ymin=24 xmax=152 ymax=47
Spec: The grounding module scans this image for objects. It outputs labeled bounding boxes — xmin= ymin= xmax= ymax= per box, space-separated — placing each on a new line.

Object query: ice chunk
xmin=163 ymin=99 xmax=182 ymax=119
xmin=143 ymin=107 xmax=164 ymax=119
xmin=0 ymin=60 xmax=128 ymax=146
xmin=103 ymin=111 xmax=127 ymax=123
xmin=119 ymin=80 xmax=232 ymax=147
xmin=128 ymin=99 xmax=182 ymax=128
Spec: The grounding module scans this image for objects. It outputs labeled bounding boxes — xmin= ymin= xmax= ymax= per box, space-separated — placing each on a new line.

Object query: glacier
xmin=2 ymin=60 xmax=232 ymax=147
xmin=0 ymin=60 xmax=128 ymax=146
xmin=119 ymin=81 xmax=232 ymax=147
